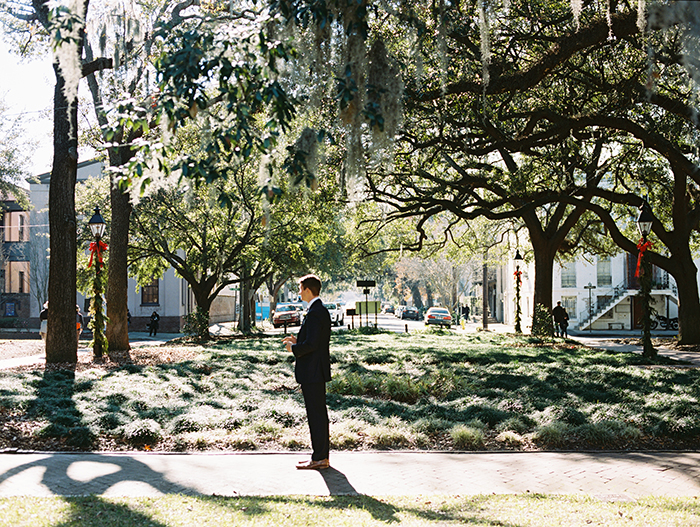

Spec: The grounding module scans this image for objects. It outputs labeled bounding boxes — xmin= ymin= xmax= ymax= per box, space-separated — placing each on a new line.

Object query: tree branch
xmin=81 ymin=57 xmax=113 ymax=78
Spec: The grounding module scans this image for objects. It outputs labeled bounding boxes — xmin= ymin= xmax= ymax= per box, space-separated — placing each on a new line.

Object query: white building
xmin=500 ymin=252 xmax=682 ymax=331
xmin=27 ymin=159 xmax=237 ymax=332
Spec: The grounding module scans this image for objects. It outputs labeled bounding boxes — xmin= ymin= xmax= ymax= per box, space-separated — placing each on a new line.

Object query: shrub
xmin=384 ymin=375 xmax=422 ymax=403
xmin=222 ymin=411 xmax=247 ymax=430
xmin=170 ymin=414 xmax=203 ymax=434
xmin=413 ymin=417 xmax=452 ymax=435
xmin=534 ymin=421 xmax=570 ymax=446
xmin=496 ymin=416 xmax=534 ymax=434
xmin=251 ymin=420 xmax=283 ymax=439
xmin=496 ymin=430 xmax=524 ymax=446
xmin=330 ymin=425 xmax=362 ymax=449
xmin=340 ymin=406 xmax=381 ymax=424
xmin=450 ymin=424 xmax=485 ymax=449
xmin=573 ymin=420 xmax=641 ymax=446
xmin=66 ymin=426 xmax=96 ymax=448
xmin=122 ymin=419 xmax=163 ymax=444
xmin=367 ymin=425 xmax=413 ymax=449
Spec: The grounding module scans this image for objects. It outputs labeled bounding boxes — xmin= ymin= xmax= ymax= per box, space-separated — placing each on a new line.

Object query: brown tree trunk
xmin=239 ymin=272 xmax=252 ymax=333
xmin=45 ymin=63 xmax=78 ymax=363
xmin=105 ymin=175 xmax=132 ymax=351
xmin=663 ymin=243 xmax=700 ymax=345
xmin=84 ymin=47 xmax=132 ymax=352
xmin=532 ymin=246 xmax=556 ymax=314
xmin=268 ymin=274 xmax=289 ymax=320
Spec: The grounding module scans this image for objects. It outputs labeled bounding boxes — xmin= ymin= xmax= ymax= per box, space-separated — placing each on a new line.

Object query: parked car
xmin=325 ymin=302 xmax=345 ymax=326
xmin=424 ymin=307 xmax=452 ymax=328
xmin=272 ymin=303 xmax=303 ymax=328
xmin=381 ymin=303 xmax=395 ymax=314
xmin=400 ymin=306 xmax=421 ymax=320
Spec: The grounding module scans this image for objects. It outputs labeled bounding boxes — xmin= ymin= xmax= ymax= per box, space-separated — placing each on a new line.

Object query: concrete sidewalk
xmin=568 ymin=334 xmax=700 ymax=367
xmin=0 ymin=451 xmax=698 ymax=498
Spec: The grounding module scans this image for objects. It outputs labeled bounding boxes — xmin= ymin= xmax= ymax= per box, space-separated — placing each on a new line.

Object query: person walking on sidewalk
xmin=39 ymin=302 xmax=48 ymax=341
xmin=553 ymin=301 xmax=569 ymax=338
xmin=283 ymin=274 xmax=332 ymax=470
xmin=76 ymin=305 xmax=84 ymax=345
xmin=149 ymin=311 xmax=160 ymax=336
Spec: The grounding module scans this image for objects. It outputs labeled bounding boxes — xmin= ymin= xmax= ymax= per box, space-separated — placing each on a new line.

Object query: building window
xmin=597 ymin=257 xmax=612 ymax=287
xmin=560 ymin=262 xmax=577 ymax=288
xmin=19 ymin=216 xmax=25 ymax=242
xmin=561 ymin=296 xmax=577 ymax=319
xmin=18 ymin=271 xmax=25 ymax=294
xmin=141 ymin=279 xmax=159 ymax=305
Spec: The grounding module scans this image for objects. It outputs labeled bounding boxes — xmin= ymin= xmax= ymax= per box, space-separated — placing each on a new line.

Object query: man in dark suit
xmin=283 ymin=274 xmax=332 ymax=470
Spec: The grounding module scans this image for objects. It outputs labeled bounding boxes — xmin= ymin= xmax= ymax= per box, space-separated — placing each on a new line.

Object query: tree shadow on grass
xmin=25 ymin=366 xmax=95 ymax=449
xmin=53 ymin=496 xmax=169 ymax=527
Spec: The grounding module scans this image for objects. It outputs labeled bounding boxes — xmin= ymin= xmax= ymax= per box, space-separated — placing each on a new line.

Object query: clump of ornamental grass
xmin=496 ymin=430 xmax=524 ymax=446
xmin=450 ymin=423 xmax=485 ymax=450
xmin=534 ymin=421 xmax=570 ymax=447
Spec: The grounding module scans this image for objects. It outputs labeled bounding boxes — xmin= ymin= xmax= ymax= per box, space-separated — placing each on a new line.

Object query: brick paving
xmin=0 ymin=451 xmax=699 ymax=498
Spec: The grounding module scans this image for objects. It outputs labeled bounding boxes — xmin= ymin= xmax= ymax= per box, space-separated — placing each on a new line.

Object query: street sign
xmin=356 ymin=280 xmax=376 ymax=287
xmin=356 ymin=301 xmax=381 ymax=315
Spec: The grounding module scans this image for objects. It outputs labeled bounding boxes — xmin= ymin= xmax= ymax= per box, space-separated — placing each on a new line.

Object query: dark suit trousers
xmin=301 ymin=382 xmax=329 ymax=461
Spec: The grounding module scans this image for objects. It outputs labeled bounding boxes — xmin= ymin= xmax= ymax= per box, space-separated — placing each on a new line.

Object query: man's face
xmin=299 ymin=284 xmax=312 ymax=303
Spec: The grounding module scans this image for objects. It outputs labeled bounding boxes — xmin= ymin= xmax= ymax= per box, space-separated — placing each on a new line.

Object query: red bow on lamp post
xmin=635 ymin=239 xmax=652 ymax=278
xmin=88 ymin=240 xmax=108 ymax=268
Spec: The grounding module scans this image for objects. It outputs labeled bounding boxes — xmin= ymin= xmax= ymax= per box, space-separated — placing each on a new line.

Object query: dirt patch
xmin=1 ymin=344 xmax=201 ymax=373
xmin=0 ymin=339 xmax=45 ymax=361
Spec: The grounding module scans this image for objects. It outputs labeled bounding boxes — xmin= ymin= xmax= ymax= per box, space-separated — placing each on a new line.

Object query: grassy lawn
xmin=0 ymin=494 xmax=699 ymax=526
xmin=0 ymin=330 xmax=698 ymax=452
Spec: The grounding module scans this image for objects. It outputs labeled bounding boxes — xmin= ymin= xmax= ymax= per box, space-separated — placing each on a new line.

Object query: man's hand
xmin=282 ymin=335 xmax=297 ymax=353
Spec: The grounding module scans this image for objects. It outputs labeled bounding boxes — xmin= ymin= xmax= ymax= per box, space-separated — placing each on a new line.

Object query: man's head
xmin=299 ymin=274 xmax=322 ymax=300
xmin=557 ymin=301 xmax=561 ymax=306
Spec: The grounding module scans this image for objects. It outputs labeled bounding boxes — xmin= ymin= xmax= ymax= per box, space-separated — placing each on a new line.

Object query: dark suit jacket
xmin=292 ymin=299 xmax=332 ymax=384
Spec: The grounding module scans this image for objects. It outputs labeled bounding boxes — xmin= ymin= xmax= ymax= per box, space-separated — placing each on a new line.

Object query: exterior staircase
xmin=575 ymin=278 xmax=678 ymax=331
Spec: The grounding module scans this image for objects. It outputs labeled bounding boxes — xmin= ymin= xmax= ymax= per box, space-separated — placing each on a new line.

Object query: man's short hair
xmin=299 ymin=274 xmax=322 ymax=296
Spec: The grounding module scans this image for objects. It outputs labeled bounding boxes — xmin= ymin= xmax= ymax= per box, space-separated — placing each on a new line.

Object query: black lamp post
xmin=514 ymin=250 xmax=523 ymax=334
xmin=636 ymin=201 xmax=656 ymax=359
xmin=87 ymin=207 xmax=108 ymax=360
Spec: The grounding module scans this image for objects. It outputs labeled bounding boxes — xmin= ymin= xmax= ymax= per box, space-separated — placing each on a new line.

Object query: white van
xmin=325 ymin=302 xmax=345 ymax=327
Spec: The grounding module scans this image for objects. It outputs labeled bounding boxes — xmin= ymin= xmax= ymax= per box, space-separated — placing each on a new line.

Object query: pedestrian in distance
xmin=149 ymin=311 xmax=160 ymax=336
xmin=552 ymin=301 xmax=569 ymax=338
xmin=76 ymin=305 xmax=84 ymax=345
xmin=39 ymin=302 xmax=48 ymax=341
xmin=282 ymin=274 xmax=332 ymax=470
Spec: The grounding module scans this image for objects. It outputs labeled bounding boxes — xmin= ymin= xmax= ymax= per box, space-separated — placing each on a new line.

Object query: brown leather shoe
xmin=296 ymin=458 xmax=330 ymax=470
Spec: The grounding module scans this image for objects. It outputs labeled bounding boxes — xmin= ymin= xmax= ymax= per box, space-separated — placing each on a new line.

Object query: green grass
xmin=0 ymin=494 xmax=699 ymax=526
xmin=0 ymin=332 xmax=698 ymax=451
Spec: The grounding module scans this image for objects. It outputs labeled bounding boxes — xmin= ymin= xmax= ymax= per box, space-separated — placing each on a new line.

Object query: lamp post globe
xmin=637 ymin=202 xmax=653 ymax=240
xmin=88 ymin=206 xmax=106 ymax=239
